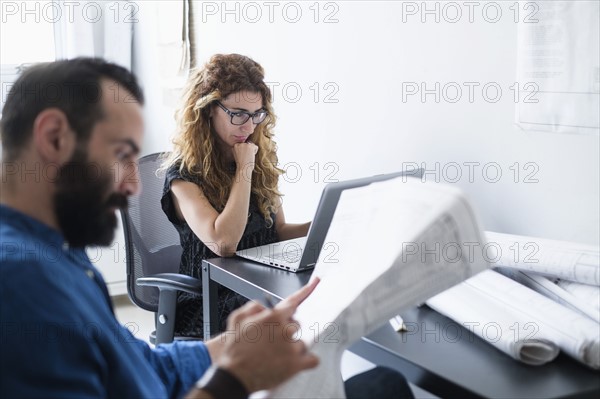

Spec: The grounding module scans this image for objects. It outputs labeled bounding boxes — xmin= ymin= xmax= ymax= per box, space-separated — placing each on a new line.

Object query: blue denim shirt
xmin=0 ymin=205 xmax=211 ymax=398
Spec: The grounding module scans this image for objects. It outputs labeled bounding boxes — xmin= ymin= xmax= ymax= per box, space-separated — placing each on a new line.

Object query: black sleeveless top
xmin=161 ymin=162 xmax=279 ymax=336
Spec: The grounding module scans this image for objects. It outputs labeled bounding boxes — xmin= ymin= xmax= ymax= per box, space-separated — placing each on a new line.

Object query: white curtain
xmin=128 ymin=1 xmax=194 ymax=154
xmin=54 ymin=0 xmax=134 ymax=70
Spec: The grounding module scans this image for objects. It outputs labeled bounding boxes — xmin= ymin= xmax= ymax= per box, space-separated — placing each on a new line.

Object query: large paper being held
xmin=270 ymin=177 xmax=489 ymax=399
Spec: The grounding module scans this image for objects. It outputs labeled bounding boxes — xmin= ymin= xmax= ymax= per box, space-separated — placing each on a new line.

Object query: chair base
xmin=149 ymin=330 xmax=201 ymax=345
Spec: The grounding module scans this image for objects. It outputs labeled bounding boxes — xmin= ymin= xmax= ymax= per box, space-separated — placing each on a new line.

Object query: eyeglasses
xmin=215 ymin=101 xmax=268 ymax=125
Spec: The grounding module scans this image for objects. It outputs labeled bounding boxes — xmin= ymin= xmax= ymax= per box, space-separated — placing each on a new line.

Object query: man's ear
xmin=32 ymin=108 xmax=76 ymax=165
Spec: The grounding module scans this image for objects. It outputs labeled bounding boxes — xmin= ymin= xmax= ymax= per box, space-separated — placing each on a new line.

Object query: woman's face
xmin=210 ymin=90 xmax=264 ymax=152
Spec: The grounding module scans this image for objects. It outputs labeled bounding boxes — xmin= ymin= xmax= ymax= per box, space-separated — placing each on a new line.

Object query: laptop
xmin=236 ymin=168 xmax=424 ymax=272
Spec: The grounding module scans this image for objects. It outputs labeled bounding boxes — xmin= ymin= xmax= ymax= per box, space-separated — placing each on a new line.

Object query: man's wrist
xmin=196 ymin=365 xmax=249 ymax=399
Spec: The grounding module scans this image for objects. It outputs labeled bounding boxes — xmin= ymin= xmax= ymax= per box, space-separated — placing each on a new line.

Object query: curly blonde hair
xmin=162 ymin=54 xmax=283 ymax=227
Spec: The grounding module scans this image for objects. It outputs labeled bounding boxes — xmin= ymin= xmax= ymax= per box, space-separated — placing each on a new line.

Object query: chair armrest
xmin=136 ymin=273 xmax=202 ymax=296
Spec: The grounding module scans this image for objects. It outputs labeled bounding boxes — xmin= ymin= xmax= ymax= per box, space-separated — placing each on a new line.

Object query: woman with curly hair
xmin=161 ymin=54 xmax=310 ymax=337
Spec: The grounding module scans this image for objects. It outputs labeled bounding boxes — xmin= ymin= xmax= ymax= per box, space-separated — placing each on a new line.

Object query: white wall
xmin=133 ymin=1 xmax=599 ymax=245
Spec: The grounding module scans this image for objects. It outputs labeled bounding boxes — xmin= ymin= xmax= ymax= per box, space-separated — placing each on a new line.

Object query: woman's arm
xmin=170 ymin=143 xmax=257 ymax=257
xmin=275 ymin=205 xmax=311 ymax=242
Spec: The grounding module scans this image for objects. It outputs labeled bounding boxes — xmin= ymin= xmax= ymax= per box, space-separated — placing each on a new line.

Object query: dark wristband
xmin=196 ymin=365 xmax=249 ymax=399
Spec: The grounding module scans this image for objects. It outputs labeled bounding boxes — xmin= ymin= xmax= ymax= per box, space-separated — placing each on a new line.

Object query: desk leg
xmin=202 ymin=260 xmax=219 ymax=339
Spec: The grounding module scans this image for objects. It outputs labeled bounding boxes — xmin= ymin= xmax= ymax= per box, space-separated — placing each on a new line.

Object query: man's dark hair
xmin=1 ymin=58 xmax=144 ymax=161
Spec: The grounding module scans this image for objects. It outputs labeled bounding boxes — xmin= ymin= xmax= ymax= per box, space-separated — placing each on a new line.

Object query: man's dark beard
xmin=54 ymin=150 xmax=128 ymax=247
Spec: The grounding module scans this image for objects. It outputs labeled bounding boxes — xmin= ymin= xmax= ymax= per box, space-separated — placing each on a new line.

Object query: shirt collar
xmin=0 ymin=204 xmax=66 ymax=248
xmin=1 ymin=204 xmax=115 ymax=313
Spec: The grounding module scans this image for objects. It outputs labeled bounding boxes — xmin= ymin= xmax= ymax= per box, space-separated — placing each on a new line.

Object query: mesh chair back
xmin=121 ymin=152 xmax=182 ymax=312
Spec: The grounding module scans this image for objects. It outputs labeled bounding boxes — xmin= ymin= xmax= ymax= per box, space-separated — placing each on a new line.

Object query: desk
xmin=201 ymin=257 xmax=600 ymax=399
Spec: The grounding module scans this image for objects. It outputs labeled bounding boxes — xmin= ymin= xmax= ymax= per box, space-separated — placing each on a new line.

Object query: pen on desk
xmin=390 ymin=315 xmax=406 ymax=332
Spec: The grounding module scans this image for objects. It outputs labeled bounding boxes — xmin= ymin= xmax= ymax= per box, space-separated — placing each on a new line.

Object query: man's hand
xmin=215 ymin=278 xmax=320 ymax=393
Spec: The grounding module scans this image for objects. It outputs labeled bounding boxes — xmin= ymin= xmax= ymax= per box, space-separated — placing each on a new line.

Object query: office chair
xmin=120 ymin=152 xmax=202 ymax=345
